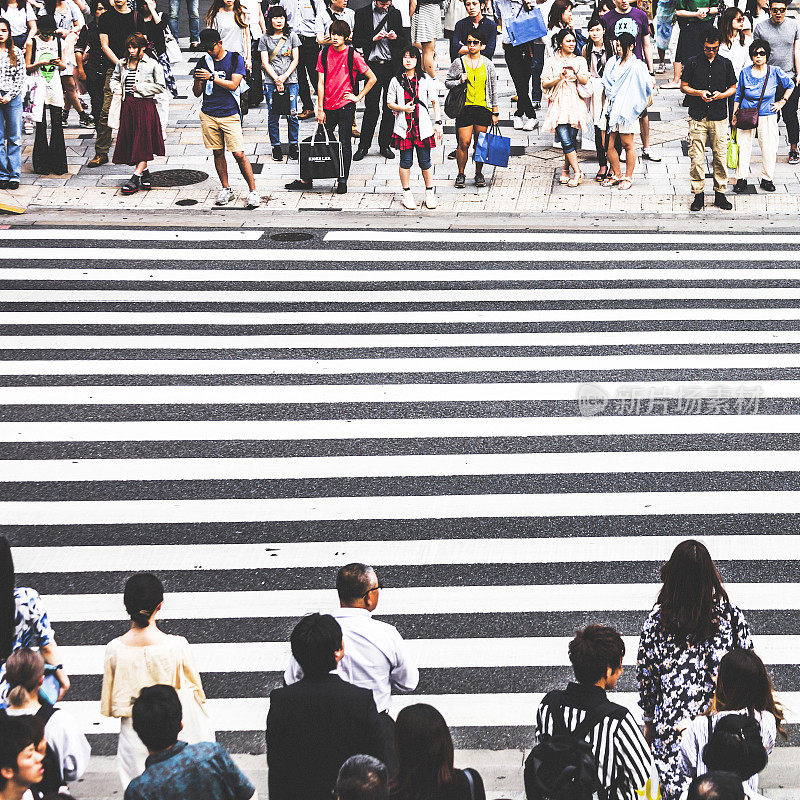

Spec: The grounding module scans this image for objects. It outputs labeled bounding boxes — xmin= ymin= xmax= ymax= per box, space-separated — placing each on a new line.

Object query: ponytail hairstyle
xmin=714 ymin=648 xmax=788 ymax=740
xmin=0 ymin=537 xmax=15 ymax=663
xmin=4 ymin=648 xmax=45 ymax=709
xmin=123 ymin=573 xmax=164 ymax=628
xmin=205 ymin=0 xmax=247 ymax=29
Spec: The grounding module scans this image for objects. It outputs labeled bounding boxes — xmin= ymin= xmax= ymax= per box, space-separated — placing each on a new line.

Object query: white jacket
xmin=387 ymin=74 xmax=438 ymax=141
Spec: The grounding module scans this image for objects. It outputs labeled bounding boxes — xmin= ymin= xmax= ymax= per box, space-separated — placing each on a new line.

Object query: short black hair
xmin=131 ymin=685 xmax=183 ymax=752
xmin=465 ymin=27 xmax=485 ymax=44
xmin=329 ymin=18 xmax=351 ymax=37
xmin=0 ymin=713 xmax=34 ymax=790
xmin=290 ymin=613 xmax=343 ymax=678
xmin=687 ymin=772 xmax=745 ymax=800
xmin=568 ymin=625 xmax=625 ymax=685
xmin=703 ymin=29 xmax=721 ymax=44
xmin=749 ymin=38 xmax=771 ymax=58
xmin=36 ymin=14 xmax=57 ymax=32
xmin=336 ymin=563 xmax=375 ymax=603
xmin=336 ymin=755 xmax=389 ymax=800
xmin=768 ymin=0 xmax=786 ymax=7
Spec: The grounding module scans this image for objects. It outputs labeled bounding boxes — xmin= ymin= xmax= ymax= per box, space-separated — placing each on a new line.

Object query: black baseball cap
xmin=199 ymin=28 xmax=222 ymax=49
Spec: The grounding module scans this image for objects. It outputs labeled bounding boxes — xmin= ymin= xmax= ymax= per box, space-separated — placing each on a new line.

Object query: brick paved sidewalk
xmin=3 ymin=35 xmax=800 ymax=216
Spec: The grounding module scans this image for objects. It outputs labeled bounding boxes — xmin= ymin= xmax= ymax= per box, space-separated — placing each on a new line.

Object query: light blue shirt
xmin=735 ymin=64 xmax=794 ymax=116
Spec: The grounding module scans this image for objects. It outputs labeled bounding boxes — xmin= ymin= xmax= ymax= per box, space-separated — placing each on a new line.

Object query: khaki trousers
xmin=689 ymin=117 xmax=729 ymax=194
xmin=94 ymin=66 xmax=115 ymax=158
xmin=736 ymin=114 xmax=779 ymax=182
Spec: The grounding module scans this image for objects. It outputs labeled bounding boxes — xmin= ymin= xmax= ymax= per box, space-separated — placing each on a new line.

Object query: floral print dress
xmin=636 ymin=599 xmax=752 ymax=800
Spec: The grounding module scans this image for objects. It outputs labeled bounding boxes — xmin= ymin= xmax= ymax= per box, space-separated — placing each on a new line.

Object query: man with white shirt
xmin=284 ymin=563 xmax=419 ymax=776
xmin=317 ymin=0 xmax=356 ymax=43
xmin=294 ymin=0 xmax=321 ymax=117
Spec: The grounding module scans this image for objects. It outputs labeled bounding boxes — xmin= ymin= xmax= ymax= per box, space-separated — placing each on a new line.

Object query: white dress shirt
xmin=315 ymin=5 xmax=355 ymax=39
xmin=284 ymin=607 xmax=419 ymax=713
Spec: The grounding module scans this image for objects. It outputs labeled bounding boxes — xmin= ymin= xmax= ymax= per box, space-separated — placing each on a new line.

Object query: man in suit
xmin=267 ymin=613 xmax=385 ymax=800
xmin=352 ymin=0 xmax=405 ymax=159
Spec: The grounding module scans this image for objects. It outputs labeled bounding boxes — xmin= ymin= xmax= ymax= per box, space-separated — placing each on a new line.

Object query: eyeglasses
xmin=466 ymin=38 xmax=481 ymax=44
xmin=771 ymin=7 xmax=786 ymax=12
xmin=753 ymin=49 xmax=767 ymax=55
xmin=359 ymin=581 xmax=383 ymax=600
xmin=703 ymin=43 xmax=719 ymax=49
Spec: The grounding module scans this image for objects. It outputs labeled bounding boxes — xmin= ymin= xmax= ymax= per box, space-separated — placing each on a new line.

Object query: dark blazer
xmin=266 ymin=674 xmax=384 ymax=800
xmin=352 ymin=3 xmax=405 ymax=64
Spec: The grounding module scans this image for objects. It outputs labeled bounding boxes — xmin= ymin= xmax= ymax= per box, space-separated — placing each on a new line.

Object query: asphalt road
xmin=1 ymin=226 xmax=799 ymax=764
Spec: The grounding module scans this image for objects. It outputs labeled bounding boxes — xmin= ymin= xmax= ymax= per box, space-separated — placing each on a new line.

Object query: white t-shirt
xmin=393 ymin=0 xmax=411 ymax=26
xmin=0 ymin=3 xmax=36 ymax=37
xmin=212 ymin=9 xmax=249 ymax=54
xmin=315 ymin=4 xmax=355 ymax=38
xmin=241 ymin=0 xmax=264 ymax=39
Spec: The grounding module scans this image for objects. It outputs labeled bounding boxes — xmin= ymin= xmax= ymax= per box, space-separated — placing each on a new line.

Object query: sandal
xmin=559 ymin=170 xmax=570 ymax=184
xmin=601 ymin=174 xmax=621 ymax=187
xmin=595 ymin=168 xmax=608 ymax=182
xmin=617 ymin=178 xmax=633 ymax=190
xmin=567 ymin=172 xmax=583 ymax=187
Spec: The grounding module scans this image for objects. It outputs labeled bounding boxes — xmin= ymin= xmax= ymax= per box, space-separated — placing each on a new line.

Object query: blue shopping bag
xmin=475 ymin=125 xmax=511 ymax=168
xmin=505 ymin=6 xmax=547 ymax=46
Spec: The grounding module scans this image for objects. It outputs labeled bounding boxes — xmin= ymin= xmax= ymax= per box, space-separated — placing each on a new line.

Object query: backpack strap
xmin=347 ymin=44 xmax=355 ymax=90
xmin=541 ymin=690 xmax=569 ymax=736
xmin=572 ymin=699 xmax=628 ymax=742
xmin=35 ymin=704 xmax=59 ymax=724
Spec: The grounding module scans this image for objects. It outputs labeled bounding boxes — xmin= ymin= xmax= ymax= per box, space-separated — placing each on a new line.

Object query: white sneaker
xmin=523 ymin=116 xmax=538 ymax=131
xmin=424 ymin=188 xmax=437 ymax=209
xmin=401 ymin=189 xmax=417 ymax=209
xmin=215 ymin=187 xmax=234 ymax=206
xmin=246 ymin=189 xmax=261 ymax=208
xmin=513 ymin=115 xmax=524 ymax=130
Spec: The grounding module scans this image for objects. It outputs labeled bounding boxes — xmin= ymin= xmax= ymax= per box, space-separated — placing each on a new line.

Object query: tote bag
xmin=299 ymin=123 xmax=344 ymax=181
xmin=506 ymin=6 xmax=547 ymax=46
xmin=444 ymin=57 xmax=468 ymax=119
xmin=726 ymin=127 xmax=739 ymax=170
xmin=175 ymin=663 xmax=215 ymax=744
xmin=475 ymin=124 xmax=511 ymax=167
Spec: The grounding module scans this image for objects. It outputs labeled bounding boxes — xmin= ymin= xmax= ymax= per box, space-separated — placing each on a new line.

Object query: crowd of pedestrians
xmin=1 ymin=0 xmax=799 ymax=206
xmin=0 ymin=537 xmax=787 ymax=800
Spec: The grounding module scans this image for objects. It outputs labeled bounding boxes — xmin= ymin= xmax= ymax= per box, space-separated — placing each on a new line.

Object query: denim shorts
xmin=399 ymin=144 xmax=432 ymax=170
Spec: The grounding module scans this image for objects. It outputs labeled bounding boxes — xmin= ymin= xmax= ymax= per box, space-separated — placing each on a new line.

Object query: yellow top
xmin=464 ymin=60 xmax=488 ymax=109
xmin=100 ymin=634 xmax=205 ymax=718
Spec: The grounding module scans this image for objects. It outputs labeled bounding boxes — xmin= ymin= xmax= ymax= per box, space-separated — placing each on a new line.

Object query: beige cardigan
xmin=100 ymin=634 xmax=205 ymax=718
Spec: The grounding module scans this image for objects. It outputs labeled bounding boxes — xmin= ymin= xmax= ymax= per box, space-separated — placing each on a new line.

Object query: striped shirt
xmin=533 ymin=683 xmax=654 ymax=800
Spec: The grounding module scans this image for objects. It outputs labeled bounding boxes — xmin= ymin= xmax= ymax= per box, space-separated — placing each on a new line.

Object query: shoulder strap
xmin=541 ymin=690 xmax=569 ymax=736
xmin=572 ymin=700 xmax=627 ymax=742
xmin=35 ymin=704 xmax=58 ymax=723
xmin=707 ymin=714 xmax=713 ymax=741
xmin=348 ymin=43 xmax=355 ymax=87
xmin=463 ymin=768 xmax=477 ymax=800
xmin=31 ymin=36 xmax=36 ymax=61
xmin=322 ymin=43 xmax=329 ymax=74
xmin=757 ymin=65 xmax=769 ymax=107
xmin=268 ymin=34 xmax=287 ymax=61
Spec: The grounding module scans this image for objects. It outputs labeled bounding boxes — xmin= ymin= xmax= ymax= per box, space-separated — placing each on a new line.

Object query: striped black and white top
xmin=533 ymin=683 xmax=655 ymax=800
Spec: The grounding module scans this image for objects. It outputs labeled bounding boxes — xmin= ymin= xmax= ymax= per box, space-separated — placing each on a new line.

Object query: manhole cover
xmin=150 ymin=169 xmax=209 ymax=187
xmin=270 ymin=231 xmax=315 ymax=242
xmin=175 ymin=198 xmax=198 ymax=206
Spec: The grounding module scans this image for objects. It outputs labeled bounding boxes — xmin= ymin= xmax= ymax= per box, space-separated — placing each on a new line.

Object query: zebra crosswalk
xmin=1 ymin=228 xmax=799 ymax=756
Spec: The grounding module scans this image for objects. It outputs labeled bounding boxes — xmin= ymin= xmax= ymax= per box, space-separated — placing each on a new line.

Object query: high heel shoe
xmin=567 ymin=172 xmax=583 ymax=187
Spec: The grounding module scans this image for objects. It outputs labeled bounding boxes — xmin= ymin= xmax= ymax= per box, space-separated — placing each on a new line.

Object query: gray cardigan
xmin=444 ymin=55 xmax=498 ymax=110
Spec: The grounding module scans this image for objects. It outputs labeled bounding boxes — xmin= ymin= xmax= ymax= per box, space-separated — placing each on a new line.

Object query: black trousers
xmin=325 ymin=102 xmax=355 ymax=178
xmin=779 ymin=82 xmax=800 ymax=147
xmin=503 ymin=42 xmax=535 ymax=119
xmin=85 ymin=67 xmax=106 ymax=126
xmin=377 ymin=712 xmax=398 ymax=780
xmin=594 ymin=125 xmax=606 ymax=168
xmin=360 ymin=59 xmax=394 ymax=150
xmin=33 ymin=105 xmax=67 ymax=175
xmin=298 ymin=35 xmax=320 ymax=112
xmin=249 ymin=37 xmax=264 ymax=105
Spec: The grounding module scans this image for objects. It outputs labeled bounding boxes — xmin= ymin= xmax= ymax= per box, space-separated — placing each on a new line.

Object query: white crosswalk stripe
xmin=2 ymin=230 xmax=800 ymax=758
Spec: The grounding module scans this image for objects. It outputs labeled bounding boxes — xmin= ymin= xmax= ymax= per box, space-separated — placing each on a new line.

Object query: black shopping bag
xmin=299 ymin=124 xmax=344 ymax=182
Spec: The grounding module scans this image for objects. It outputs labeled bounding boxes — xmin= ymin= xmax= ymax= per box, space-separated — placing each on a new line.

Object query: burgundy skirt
xmin=112 ymin=95 xmax=165 ymax=166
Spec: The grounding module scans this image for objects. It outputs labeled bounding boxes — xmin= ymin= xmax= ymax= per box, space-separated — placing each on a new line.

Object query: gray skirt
xmin=412 ymin=3 xmax=443 ymax=43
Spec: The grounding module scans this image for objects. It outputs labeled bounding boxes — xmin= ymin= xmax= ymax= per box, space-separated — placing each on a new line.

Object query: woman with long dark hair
xmin=637 ymin=539 xmax=752 ymax=800
xmin=0 ymin=17 xmax=25 ymax=189
xmin=0 ymin=537 xmax=70 ymax=704
xmin=101 ymin=572 xmax=210 ymax=790
xmin=390 ymin=703 xmax=486 ymax=800
xmin=679 ymin=648 xmax=784 ymax=798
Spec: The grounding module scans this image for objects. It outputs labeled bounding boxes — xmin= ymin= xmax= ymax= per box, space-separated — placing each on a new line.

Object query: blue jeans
xmin=530 ymin=42 xmax=545 ymax=103
xmin=399 ymin=145 xmax=432 ymax=171
xmin=169 ymin=0 xmax=200 ymax=43
xmin=264 ymin=83 xmax=299 ymax=146
xmin=555 ymin=124 xmax=578 ymax=155
xmin=0 ymin=92 xmax=23 ymax=181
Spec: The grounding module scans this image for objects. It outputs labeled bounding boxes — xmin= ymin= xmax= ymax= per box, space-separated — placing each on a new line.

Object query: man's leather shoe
xmin=760 ymin=179 xmax=776 ymax=192
xmin=714 ymin=192 xmax=732 ymax=210
xmin=352 ymin=148 xmax=368 ymax=161
xmin=87 ymin=154 xmax=108 ymax=167
xmin=380 ymin=147 xmax=395 ymax=159
xmin=690 ymin=193 xmax=704 ymax=211
xmin=733 ymin=179 xmax=748 ymax=193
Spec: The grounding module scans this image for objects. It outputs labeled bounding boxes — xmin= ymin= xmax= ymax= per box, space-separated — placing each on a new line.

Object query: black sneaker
xmin=140 ymin=169 xmax=152 ymax=190
xmin=7 ymin=180 xmax=19 ymax=190
xmin=447 ymin=149 xmax=457 ymax=160
xmin=288 ymin=144 xmax=299 ymax=160
xmin=336 ymin=179 xmax=347 ymax=194
xmin=760 ymin=179 xmax=776 ymax=192
xmin=475 ymin=173 xmax=486 ymax=188
xmin=790 ymin=149 xmax=800 ymax=165
xmin=454 ymin=173 xmax=466 ymax=188
xmin=690 ymin=193 xmax=704 ymax=211
xmin=0 ymin=179 xmax=7 ymax=189
xmin=733 ymin=179 xmax=748 ymax=194
xmin=272 ymin=145 xmax=283 ymax=161
xmin=714 ymin=192 xmax=732 ymax=210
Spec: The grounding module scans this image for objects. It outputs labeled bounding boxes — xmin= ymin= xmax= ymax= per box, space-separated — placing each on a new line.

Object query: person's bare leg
xmin=606 ymin=132 xmax=622 ymax=177
xmin=456 ymin=126 xmax=472 ymax=174
xmin=213 ymin=148 xmax=230 ymax=187
xmin=639 ymin=114 xmax=650 ymax=151
xmin=622 ymin=133 xmax=636 ymax=179
xmin=420 ymin=166 xmax=433 ymax=188
xmin=473 ymin=124 xmax=487 ymax=176
xmin=664 ymin=61 xmax=682 ymax=89
xmin=566 ymin=149 xmax=579 ymax=175
xmin=421 ymin=40 xmax=437 ymax=80
xmin=233 ymin=151 xmax=256 ymax=190
xmin=62 ymin=76 xmax=83 ymax=115
xmin=399 ymin=165 xmax=411 ymax=189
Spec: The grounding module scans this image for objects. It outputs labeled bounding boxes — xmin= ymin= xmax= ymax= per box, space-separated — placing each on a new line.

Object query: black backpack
xmin=703 ymin=713 xmax=768 ymax=781
xmin=525 ymin=691 xmax=628 ymax=800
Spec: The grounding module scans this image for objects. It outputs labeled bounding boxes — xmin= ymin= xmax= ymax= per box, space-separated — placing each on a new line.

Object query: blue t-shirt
xmin=124 ymin=741 xmax=255 ymax=800
xmin=195 ymin=51 xmax=246 ymax=118
xmin=735 ymin=64 xmax=794 ymax=116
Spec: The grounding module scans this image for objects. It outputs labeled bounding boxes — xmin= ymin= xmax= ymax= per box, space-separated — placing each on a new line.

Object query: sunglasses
xmin=771 ymin=7 xmax=786 ymax=12
xmin=753 ymin=49 xmax=767 ymax=55
xmin=466 ymin=38 xmax=481 ymax=43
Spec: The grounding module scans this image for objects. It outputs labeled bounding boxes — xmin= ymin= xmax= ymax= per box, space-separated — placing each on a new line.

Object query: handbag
xmin=475 ymin=124 xmax=511 ymax=167
xmin=176 ymin=684 xmax=215 ymax=744
xmin=164 ymin=27 xmax=182 ymax=64
xmin=736 ymin=66 xmax=769 ymax=130
xmin=299 ymin=123 xmax=344 ymax=181
xmin=444 ymin=57 xmax=468 ymax=119
xmin=727 ymin=127 xmax=739 ymax=169
xmin=270 ymin=86 xmax=291 ymax=115
xmin=108 ymin=90 xmax=122 ymax=129
xmin=577 ymin=75 xmax=593 ymax=100
xmin=505 ymin=5 xmax=547 ymax=46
